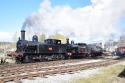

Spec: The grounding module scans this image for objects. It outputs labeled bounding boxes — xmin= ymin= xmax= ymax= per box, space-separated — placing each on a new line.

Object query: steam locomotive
xmin=9 ymin=30 xmax=103 ymax=63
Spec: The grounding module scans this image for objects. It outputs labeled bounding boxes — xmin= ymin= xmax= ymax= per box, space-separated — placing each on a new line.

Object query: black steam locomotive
xmin=12 ymin=30 xmax=103 ymax=63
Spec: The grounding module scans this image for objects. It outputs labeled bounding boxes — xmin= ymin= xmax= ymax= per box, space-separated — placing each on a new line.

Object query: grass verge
xmin=71 ymin=64 xmax=125 ymax=83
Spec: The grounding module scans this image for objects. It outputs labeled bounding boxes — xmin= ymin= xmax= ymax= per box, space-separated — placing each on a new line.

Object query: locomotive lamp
xmin=48 ymin=47 xmax=53 ymax=51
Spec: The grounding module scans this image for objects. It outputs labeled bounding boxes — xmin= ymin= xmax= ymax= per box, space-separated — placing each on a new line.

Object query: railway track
xmin=0 ymin=58 xmax=121 ymax=83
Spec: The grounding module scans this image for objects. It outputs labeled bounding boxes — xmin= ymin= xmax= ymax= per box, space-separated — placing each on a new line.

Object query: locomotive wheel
xmin=51 ymin=54 xmax=60 ymax=60
xmin=44 ymin=55 xmax=53 ymax=61
xmin=15 ymin=57 xmax=22 ymax=64
xmin=23 ymin=55 xmax=31 ymax=63
xmin=50 ymin=54 xmax=65 ymax=60
xmin=59 ymin=54 xmax=65 ymax=60
xmin=51 ymin=55 xmax=56 ymax=60
xmin=54 ymin=55 xmax=59 ymax=60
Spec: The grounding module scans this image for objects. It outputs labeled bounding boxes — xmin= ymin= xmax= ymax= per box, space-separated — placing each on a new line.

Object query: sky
xmin=0 ymin=0 xmax=125 ymax=42
xmin=0 ymin=0 xmax=90 ymax=32
xmin=0 ymin=0 xmax=41 ymax=32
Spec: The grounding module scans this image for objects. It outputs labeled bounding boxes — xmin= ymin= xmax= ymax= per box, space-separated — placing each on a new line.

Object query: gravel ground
xmin=20 ymin=59 xmax=106 ymax=83
xmin=20 ymin=68 xmax=102 ymax=83
xmin=39 ymin=59 xmax=106 ymax=69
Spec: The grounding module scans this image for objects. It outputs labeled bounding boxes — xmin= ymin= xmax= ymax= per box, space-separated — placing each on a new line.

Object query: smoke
xmin=22 ymin=0 xmax=125 ymax=43
xmin=22 ymin=17 xmax=34 ymax=30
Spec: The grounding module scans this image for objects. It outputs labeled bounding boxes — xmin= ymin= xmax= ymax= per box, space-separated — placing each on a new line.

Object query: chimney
xmin=21 ymin=30 xmax=25 ymax=40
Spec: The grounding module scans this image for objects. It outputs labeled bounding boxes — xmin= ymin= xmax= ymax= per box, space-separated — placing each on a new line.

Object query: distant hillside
xmin=0 ymin=42 xmax=16 ymax=53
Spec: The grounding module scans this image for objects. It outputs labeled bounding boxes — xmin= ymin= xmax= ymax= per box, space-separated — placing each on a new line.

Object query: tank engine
xmin=15 ymin=30 xmax=68 ymax=63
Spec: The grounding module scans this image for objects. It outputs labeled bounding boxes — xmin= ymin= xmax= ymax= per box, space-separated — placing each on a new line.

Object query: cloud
xmin=23 ymin=0 xmax=125 ymax=43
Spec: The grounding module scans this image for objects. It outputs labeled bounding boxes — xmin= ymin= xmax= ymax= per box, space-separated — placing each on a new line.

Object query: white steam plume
xmin=22 ymin=0 xmax=125 ymax=43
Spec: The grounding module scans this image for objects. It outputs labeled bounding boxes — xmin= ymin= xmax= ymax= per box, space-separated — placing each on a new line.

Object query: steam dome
xmin=32 ymin=35 xmax=38 ymax=42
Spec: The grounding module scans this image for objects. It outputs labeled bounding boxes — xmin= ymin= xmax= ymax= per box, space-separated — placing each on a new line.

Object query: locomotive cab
xmin=44 ymin=39 xmax=61 ymax=45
